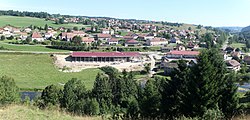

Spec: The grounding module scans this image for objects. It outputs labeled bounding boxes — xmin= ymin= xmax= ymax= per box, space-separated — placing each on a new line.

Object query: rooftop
xmin=167 ymin=50 xmax=200 ymax=56
xmin=71 ymin=52 xmax=140 ymax=57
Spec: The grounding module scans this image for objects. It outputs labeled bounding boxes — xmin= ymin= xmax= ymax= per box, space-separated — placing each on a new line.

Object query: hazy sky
xmin=0 ymin=0 xmax=249 ymax=27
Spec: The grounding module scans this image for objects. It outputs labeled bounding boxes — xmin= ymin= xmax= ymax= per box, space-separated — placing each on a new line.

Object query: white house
xmin=147 ymin=37 xmax=168 ymax=46
xmin=108 ymin=38 xmax=119 ymax=45
xmin=32 ymin=32 xmax=44 ymax=41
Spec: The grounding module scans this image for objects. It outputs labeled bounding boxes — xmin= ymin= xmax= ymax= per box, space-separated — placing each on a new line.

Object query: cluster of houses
xmin=0 ymin=25 xmax=57 ymax=42
xmin=159 ymin=45 xmax=250 ymax=75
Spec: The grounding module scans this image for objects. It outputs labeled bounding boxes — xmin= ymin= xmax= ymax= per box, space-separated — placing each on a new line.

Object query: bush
xmin=0 ymin=76 xmax=19 ymax=105
xmin=202 ymin=108 xmax=225 ymax=120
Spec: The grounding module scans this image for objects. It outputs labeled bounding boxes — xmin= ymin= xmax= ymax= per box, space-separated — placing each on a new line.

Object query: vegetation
xmin=33 ymin=49 xmax=240 ymax=119
xmin=0 ymin=53 xmax=101 ymax=90
xmin=0 ymin=16 xmax=89 ymax=28
xmin=0 ymin=76 xmax=19 ymax=105
xmin=0 ymin=41 xmax=69 ymax=52
xmin=0 ymin=105 xmax=100 ymax=120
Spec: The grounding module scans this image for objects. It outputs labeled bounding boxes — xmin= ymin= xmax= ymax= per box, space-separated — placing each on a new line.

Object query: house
xmin=97 ymin=34 xmax=111 ymax=41
xmin=12 ymin=28 xmax=21 ymax=34
xmin=165 ymin=50 xmax=199 ymax=61
xmin=19 ymin=32 xmax=28 ymax=40
xmin=60 ymin=32 xmax=75 ymax=41
xmin=32 ymin=32 xmax=44 ymax=41
xmin=123 ymin=35 xmax=134 ymax=40
xmin=175 ymin=44 xmax=186 ymax=51
xmin=170 ymin=37 xmax=181 ymax=44
xmin=73 ymin=31 xmax=86 ymax=37
xmin=231 ymin=52 xmax=241 ymax=58
xmin=138 ymin=33 xmax=154 ymax=40
xmin=187 ymin=42 xmax=199 ymax=49
xmin=81 ymin=37 xmax=95 ymax=45
xmin=226 ymin=60 xmax=241 ymax=71
xmin=243 ymin=56 xmax=250 ymax=65
xmin=108 ymin=38 xmax=119 ymax=45
xmin=101 ymin=28 xmax=110 ymax=34
xmin=24 ymin=28 xmax=32 ymax=33
xmin=125 ymin=39 xmax=139 ymax=47
xmin=44 ymin=32 xmax=54 ymax=39
xmin=146 ymin=37 xmax=168 ymax=46
xmin=70 ymin=52 xmax=141 ymax=63
xmin=224 ymin=47 xmax=235 ymax=54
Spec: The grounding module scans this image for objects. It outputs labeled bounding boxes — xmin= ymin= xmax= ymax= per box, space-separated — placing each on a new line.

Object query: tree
xmin=73 ymin=26 xmax=79 ymax=31
xmin=92 ymin=73 xmax=113 ymax=114
xmin=0 ymin=76 xmax=19 ymax=105
xmin=72 ymin=36 xmax=82 ymax=45
xmin=7 ymin=35 xmax=14 ymax=40
xmin=182 ymin=49 xmax=228 ymax=117
xmin=25 ymin=36 xmax=32 ymax=44
xmin=144 ymin=63 xmax=151 ymax=74
xmin=44 ymin=24 xmax=48 ymax=32
xmin=0 ymin=35 xmax=5 ymax=40
xmin=161 ymin=60 xmax=190 ymax=118
xmin=140 ymin=79 xmax=161 ymax=119
xmin=219 ymin=72 xmax=239 ymax=119
xmin=62 ymin=78 xmax=88 ymax=114
xmin=39 ymin=84 xmax=62 ymax=108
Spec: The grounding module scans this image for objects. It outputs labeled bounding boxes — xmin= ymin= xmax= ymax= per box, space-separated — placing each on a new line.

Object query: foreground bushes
xmin=0 ymin=76 xmax=19 ymax=105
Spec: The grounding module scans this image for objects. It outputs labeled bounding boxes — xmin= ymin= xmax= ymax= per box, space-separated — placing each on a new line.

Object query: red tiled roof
xmin=168 ymin=50 xmax=200 ymax=56
xmin=71 ymin=52 xmax=140 ymax=57
xmin=226 ymin=60 xmax=240 ymax=67
xmin=81 ymin=37 xmax=95 ymax=42
xmin=126 ymin=39 xmax=138 ymax=43
xmin=108 ymin=38 xmax=119 ymax=42
xmin=151 ymin=37 xmax=166 ymax=42
xmin=97 ymin=34 xmax=111 ymax=38
xmin=32 ymin=32 xmax=42 ymax=38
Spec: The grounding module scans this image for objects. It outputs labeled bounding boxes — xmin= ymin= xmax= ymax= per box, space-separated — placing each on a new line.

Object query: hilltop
xmin=0 ymin=16 xmax=89 ymax=28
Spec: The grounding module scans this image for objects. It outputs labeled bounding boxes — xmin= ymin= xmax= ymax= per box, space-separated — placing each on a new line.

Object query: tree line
xmin=0 ymin=49 xmax=249 ymax=119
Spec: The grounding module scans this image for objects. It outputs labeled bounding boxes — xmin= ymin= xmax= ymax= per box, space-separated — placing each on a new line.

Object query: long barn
xmin=70 ymin=52 xmax=141 ymax=62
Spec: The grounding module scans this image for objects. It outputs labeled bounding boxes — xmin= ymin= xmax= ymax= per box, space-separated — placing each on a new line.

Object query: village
xmin=0 ymin=16 xmax=248 ymax=76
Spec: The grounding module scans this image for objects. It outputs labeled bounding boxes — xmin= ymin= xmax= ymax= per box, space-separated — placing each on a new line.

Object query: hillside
xmin=0 ymin=16 xmax=89 ymax=28
xmin=241 ymin=26 xmax=250 ymax=39
xmin=0 ymin=105 xmax=100 ymax=120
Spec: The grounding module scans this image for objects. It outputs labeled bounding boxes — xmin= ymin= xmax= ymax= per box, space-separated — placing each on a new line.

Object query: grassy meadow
xmin=0 ymin=41 xmax=69 ymax=52
xmin=0 ymin=53 xmax=101 ymax=90
xmin=0 ymin=105 xmax=101 ymax=120
xmin=0 ymin=16 xmax=90 ymax=28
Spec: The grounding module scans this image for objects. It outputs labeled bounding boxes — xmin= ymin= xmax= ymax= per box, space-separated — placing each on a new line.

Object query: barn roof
xmin=71 ymin=52 xmax=140 ymax=57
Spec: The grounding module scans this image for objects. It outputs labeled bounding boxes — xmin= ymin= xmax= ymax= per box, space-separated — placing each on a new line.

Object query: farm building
xmin=70 ymin=52 xmax=141 ymax=62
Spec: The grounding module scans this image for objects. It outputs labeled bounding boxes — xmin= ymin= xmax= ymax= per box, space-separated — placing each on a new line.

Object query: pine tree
xmin=92 ymin=73 xmax=113 ymax=114
xmin=219 ymin=72 xmax=239 ymax=119
xmin=140 ymin=79 xmax=161 ymax=119
xmin=182 ymin=49 xmax=227 ymax=117
xmin=161 ymin=60 xmax=190 ymax=118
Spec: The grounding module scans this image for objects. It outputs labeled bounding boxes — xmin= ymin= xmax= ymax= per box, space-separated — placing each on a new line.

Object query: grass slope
xmin=0 ymin=53 xmax=101 ymax=90
xmin=0 ymin=16 xmax=90 ymax=28
xmin=0 ymin=42 xmax=69 ymax=52
xmin=0 ymin=105 xmax=100 ymax=120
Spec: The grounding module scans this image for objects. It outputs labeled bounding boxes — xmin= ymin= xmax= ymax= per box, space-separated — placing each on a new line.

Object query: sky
xmin=0 ymin=0 xmax=250 ymax=27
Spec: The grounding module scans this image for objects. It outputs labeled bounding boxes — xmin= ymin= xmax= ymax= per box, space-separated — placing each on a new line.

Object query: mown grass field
xmin=230 ymin=43 xmax=246 ymax=49
xmin=0 ymin=16 xmax=90 ymax=28
xmin=0 ymin=41 xmax=69 ymax=52
xmin=0 ymin=53 xmax=101 ymax=90
xmin=0 ymin=105 xmax=101 ymax=120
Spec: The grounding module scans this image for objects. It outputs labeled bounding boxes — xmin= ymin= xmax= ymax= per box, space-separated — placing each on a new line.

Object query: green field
xmin=0 ymin=16 xmax=90 ymax=28
xmin=0 ymin=42 xmax=69 ymax=52
xmin=230 ymin=43 xmax=246 ymax=48
xmin=0 ymin=105 xmax=100 ymax=120
xmin=0 ymin=53 xmax=101 ymax=90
